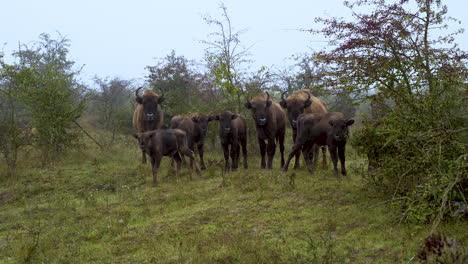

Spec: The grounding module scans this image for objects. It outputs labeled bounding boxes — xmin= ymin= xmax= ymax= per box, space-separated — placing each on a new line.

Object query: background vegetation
xmin=0 ymin=0 xmax=466 ymax=262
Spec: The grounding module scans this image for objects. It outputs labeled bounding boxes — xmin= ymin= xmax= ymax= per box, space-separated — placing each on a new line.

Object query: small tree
xmin=13 ymin=33 xmax=87 ymax=166
xmin=0 ymin=60 xmax=33 ymax=177
xmin=202 ymin=3 xmax=251 ymax=113
xmin=312 ymin=0 xmax=467 ymax=222
xmin=91 ymin=76 xmax=133 ymax=142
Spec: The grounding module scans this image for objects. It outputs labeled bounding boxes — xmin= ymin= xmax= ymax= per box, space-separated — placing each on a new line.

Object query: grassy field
xmin=0 ymin=138 xmax=466 ymax=263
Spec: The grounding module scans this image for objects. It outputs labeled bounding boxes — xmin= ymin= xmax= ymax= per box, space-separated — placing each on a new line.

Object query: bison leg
xmin=328 ymin=145 xmax=339 ymax=177
xmin=188 ymin=140 xmax=195 ymax=169
xmin=151 ymin=155 xmax=162 ymax=187
xmin=222 ymin=143 xmax=230 ymax=172
xmin=284 ymin=143 xmax=302 ymax=172
xmin=172 ymin=154 xmax=182 ymax=181
xmin=321 ymin=146 xmax=327 ymax=167
xmin=292 ymin=130 xmax=300 ymax=169
xmin=230 ymin=143 xmax=240 ymax=171
xmin=259 ymin=139 xmax=267 ymax=169
xmin=303 ymin=143 xmax=315 ymax=174
xmin=278 ymin=133 xmax=285 ymax=169
xmin=181 ymin=147 xmax=201 ymax=179
xmin=197 ymin=143 xmax=206 ymax=170
xmin=231 ymin=138 xmax=239 ymax=171
xmin=338 ymin=145 xmax=347 ymax=176
xmin=241 ymin=137 xmax=248 ymax=169
xmin=142 ymin=150 xmax=147 ymax=164
xmin=266 ymin=138 xmax=276 ymax=169
xmin=312 ymin=144 xmax=320 ymax=169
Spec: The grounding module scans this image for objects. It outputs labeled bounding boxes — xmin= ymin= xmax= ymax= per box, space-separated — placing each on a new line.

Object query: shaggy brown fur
xmin=133 ymin=129 xmax=201 ymax=186
xmin=280 ymin=90 xmax=329 ymax=169
xmin=170 ymin=113 xmax=215 ymax=170
xmin=132 ymin=88 xmax=164 ymax=164
xmin=245 ymin=93 xmax=286 ymax=169
xmin=283 ymin=112 xmax=354 ymax=176
xmin=213 ymin=111 xmax=248 ymax=171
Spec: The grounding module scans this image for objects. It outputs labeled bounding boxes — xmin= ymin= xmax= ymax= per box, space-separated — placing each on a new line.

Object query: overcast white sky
xmin=1 ymin=0 xmax=467 ymax=86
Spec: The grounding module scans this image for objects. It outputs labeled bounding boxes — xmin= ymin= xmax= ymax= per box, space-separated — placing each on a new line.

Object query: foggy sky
xmin=1 ymin=0 xmax=466 ymax=86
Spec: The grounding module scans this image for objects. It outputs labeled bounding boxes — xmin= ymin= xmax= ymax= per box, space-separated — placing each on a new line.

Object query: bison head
xmin=280 ymin=91 xmax=312 ymax=129
xmin=213 ymin=111 xmax=238 ymax=134
xmin=245 ymin=92 xmax=272 ymax=127
xmin=192 ymin=114 xmax=216 ymax=134
xmin=328 ymin=119 xmax=355 ymax=142
xmin=135 ymin=87 xmax=164 ymax=122
xmin=132 ymin=131 xmax=156 ymax=151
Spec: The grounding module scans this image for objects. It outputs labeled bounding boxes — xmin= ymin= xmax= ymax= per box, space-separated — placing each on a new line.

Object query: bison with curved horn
xmin=280 ymin=90 xmax=328 ymax=169
xmin=245 ymin=92 xmax=286 ymax=169
xmin=132 ymin=87 xmax=165 ymax=164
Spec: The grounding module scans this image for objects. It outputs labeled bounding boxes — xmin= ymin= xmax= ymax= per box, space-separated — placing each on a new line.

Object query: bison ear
xmin=244 ymin=101 xmax=252 ymax=109
xmin=304 ymin=100 xmax=312 ymax=108
xmin=231 ymin=113 xmax=238 ymax=120
xmin=192 ymin=117 xmax=200 ymax=123
xmin=328 ymin=120 xmax=335 ymax=126
xmin=136 ymin=97 xmax=143 ymax=104
xmin=157 ymin=96 xmax=165 ymax=104
xmin=346 ymin=119 xmax=355 ymax=126
xmin=132 ymin=133 xmax=139 ymax=139
xmin=279 ymin=100 xmax=287 ymax=108
xmin=266 ymin=100 xmax=272 ymax=107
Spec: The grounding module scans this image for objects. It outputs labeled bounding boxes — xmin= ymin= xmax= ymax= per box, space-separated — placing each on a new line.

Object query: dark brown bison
xmin=283 ymin=112 xmax=354 ymax=176
xmin=280 ymin=90 xmax=328 ymax=169
xmin=133 ymin=129 xmax=201 ymax=186
xmin=170 ymin=113 xmax=215 ymax=170
xmin=132 ymin=87 xmax=165 ymax=164
xmin=212 ymin=111 xmax=248 ymax=171
xmin=245 ymin=92 xmax=286 ymax=169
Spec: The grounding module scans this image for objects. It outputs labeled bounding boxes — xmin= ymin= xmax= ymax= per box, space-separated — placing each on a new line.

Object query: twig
xmin=73 ymin=120 xmax=103 ymax=149
xmin=367 ymin=197 xmax=408 ymax=209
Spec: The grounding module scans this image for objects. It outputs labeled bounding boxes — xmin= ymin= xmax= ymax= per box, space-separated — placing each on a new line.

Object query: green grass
xmin=0 ymin=142 xmax=466 ymax=263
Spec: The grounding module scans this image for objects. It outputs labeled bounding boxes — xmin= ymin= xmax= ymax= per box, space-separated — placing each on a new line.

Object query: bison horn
xmin=135 ymin=87 xmax=143 ymax=99
xmin=265 ymin=92 xmax=270 ymax=103
xmin=303 ymin=90 xmax=311 ymax=104
xmin=281 ymin=91 xmax=288 ymax=102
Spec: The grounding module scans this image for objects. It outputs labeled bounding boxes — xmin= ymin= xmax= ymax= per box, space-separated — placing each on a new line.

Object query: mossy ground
xmin=0 ymin=139 xmax=466 ymax=263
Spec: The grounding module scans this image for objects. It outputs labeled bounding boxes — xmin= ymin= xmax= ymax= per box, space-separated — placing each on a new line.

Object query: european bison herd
xmin=132 ymin=87 xmax=354 ymax=186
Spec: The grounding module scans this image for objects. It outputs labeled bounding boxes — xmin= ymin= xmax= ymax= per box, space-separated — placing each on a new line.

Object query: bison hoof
xmin=200 ymin=166 xmax=206 ymax=170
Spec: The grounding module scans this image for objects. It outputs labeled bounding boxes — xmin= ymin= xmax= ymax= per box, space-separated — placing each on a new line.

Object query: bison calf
xmin=133 ymin=129 xmax=201 ymax=186
xmin=213 ymin=111 xmax=248 ymax=171
xmin=283 ymin=112 xmax=354 ymax=176
xmin=171 ymin=113 xmax=215 ymax=170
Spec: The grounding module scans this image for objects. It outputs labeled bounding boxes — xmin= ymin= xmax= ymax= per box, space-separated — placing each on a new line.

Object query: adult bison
xmin=170 ymin=113 xmax=215 ymax=170
xmin=245 ymin=92 xmax=286 ymax=169
xmin=283 ymin=112 xmax=354 ymax=176
xmin=132 ymin=87 xmax=164 ymax=164
xmin=212 ymin=111 xmax=248 ymax=172
xmin=133 ymin=129 xmax=201 ymax=186
xmin=280 ymin=90 xmax=328 ymax=168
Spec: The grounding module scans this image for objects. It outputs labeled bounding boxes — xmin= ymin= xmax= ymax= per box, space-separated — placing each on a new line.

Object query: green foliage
xmin=0 ymin=65 xmax=33 ymax=178
xmin=11 ymin=34 xmax=87 ymax=165
xmin=315 ymin=0 xmax=468 ymax=223
xmin=86 ymin=77 xmax=134 ymax=141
